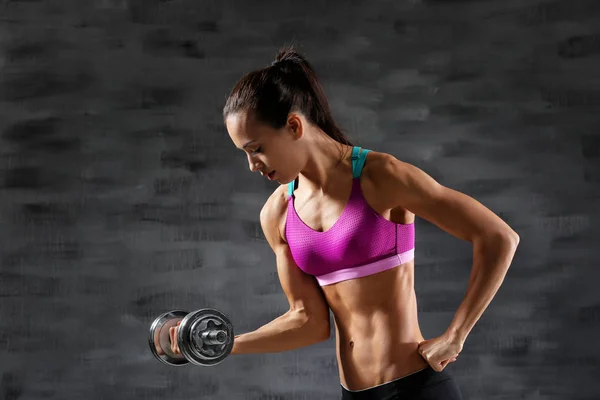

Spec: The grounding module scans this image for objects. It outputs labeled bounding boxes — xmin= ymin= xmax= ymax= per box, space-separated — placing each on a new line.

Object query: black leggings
xmin=340 ymin=366 xmax=463 ymax=400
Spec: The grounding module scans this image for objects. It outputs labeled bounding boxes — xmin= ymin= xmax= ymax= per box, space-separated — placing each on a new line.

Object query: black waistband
xmin=340 ymin=367 xmax=453 ymax=400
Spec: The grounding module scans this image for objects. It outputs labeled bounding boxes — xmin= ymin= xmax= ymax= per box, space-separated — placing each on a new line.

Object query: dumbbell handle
xmin=200 ymin=329 xmax=228 ymax=345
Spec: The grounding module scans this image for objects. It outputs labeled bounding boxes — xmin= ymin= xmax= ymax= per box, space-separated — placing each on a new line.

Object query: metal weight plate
xmin=177 ymin=308 xmax=234 ymax=366
xmin=148 ymin=310 xmax=189 ymax=366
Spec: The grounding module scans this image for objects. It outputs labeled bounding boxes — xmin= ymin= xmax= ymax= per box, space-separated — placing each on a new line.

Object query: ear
xmin=287 ymin=113 xmax=304 ymax=140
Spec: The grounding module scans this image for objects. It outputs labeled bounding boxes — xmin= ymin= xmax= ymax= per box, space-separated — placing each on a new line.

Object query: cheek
xmin=276 ymin=149 xmax=300 ymax=171
xmin=268 ymin=140 xmax=301 ymax=170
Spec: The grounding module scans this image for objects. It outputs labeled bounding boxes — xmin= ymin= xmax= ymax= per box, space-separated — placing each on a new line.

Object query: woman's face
xmin=225 ymin=110 xmax=305 ymax=184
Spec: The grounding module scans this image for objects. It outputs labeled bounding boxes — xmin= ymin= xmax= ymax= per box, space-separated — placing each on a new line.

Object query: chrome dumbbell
xmin=149 ymin=308 xmax=234 ymax=367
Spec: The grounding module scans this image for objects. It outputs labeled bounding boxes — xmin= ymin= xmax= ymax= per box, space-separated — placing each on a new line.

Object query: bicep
xmin=274 ymin=243 xmax=330 ymax=323
xmin=259 ymin=193 xmax=330 ymax=325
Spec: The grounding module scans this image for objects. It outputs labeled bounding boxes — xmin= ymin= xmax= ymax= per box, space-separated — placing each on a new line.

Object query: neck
xmin=298 ymin=133 xmax=353 ymax=193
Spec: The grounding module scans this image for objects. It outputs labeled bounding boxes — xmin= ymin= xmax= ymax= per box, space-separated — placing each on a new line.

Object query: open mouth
xmin=267 ymin=171 xmax=276 ymax=180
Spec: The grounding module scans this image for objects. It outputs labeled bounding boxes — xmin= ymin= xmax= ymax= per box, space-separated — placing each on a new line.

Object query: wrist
xmin=445 ymin=327 xmax=468 ymax=346
xmin=230 ymin=334 xmax=242 ymax=355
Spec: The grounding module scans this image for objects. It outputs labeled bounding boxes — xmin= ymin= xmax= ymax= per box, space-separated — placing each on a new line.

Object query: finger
xmin=169 ymin=327 xmax=174 ymax=352
xmin=440 ymin=357 xmax=457 ymax=369
xmin=174 ymin=326 xmax=181 ymax=354
xmin=170 ymin=327 xmax=177 ymax=353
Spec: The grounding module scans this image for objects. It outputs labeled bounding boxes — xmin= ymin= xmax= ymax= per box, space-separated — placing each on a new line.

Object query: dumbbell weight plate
xmin=148 ymin=310 xmax=189 ymax=366
xmin=177 ymin=308 xmax=234 ymax=366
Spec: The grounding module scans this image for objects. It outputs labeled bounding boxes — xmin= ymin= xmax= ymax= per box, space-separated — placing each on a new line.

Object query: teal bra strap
xmin=351 ymin=146 xmax=370 ymax=178
xmin=288 ymin=180 xmax=295 ymax=197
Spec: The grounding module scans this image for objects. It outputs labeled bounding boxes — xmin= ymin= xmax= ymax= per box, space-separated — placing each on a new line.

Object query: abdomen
xmin=323 ymin=261 xmax=429 ymax=390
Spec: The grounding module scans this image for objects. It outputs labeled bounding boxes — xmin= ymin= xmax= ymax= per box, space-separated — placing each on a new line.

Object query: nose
xmin=247 ymin=154 xmax=260 ymax=172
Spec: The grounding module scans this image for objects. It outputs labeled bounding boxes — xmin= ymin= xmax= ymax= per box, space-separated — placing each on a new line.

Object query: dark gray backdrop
xmin=1 ymin=0 xmax=599 ymax=399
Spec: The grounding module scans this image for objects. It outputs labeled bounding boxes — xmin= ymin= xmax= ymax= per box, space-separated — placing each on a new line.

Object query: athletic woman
xmin=175 ymin=46 xmax=519 ymax=399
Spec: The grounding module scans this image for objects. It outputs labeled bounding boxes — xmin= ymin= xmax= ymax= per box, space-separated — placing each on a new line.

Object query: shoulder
xmin=259 ymin=184 xmax=290 ymax=247
xmin=361 ymin=150 xmax=443 ymax=208
xmin=361 ymin=150 xmax=409 ymax=186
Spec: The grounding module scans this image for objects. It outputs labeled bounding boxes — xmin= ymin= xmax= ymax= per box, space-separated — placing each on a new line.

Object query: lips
xmin=267 ymin=171 xmax=276 ymax=180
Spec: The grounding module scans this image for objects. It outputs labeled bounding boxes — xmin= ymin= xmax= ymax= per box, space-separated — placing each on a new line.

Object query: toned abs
xmin=323 ymin=259 xmax=428 ymax=390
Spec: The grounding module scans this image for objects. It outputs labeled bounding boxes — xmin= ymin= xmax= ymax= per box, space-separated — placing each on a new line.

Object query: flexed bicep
xmin=260 ymin=187 xmax=331 ymax=336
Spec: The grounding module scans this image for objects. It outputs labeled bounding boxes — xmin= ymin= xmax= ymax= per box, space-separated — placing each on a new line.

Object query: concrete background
xmin=1 ymin=0 xmax=599 ymax=399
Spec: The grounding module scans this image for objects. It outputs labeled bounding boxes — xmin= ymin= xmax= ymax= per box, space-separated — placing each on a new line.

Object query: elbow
xmin=478 ymin=228 xmax=520 ymax=253
xmin=313 ymin=317 xmax=331 ymax=341
xmin=492 ymin=228 xmax=520 ymax=254
xmin=505 ymin=229 xmax=520 ymax=250
xmin=291 ymin=309 xmax=331 ymax=342
xmin=493 ymin=222 xmax=520 ymax=245
xmin=307 ymin=317 xmax=331 ymax=342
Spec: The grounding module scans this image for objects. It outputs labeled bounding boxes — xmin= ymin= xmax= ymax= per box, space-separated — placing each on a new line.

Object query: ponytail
xmin=223 ymin=45 xmax=354 ymax=146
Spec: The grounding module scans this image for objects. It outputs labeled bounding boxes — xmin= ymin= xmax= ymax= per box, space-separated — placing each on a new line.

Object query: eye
xmin=251 ymin=147 xmax=262 ymax=155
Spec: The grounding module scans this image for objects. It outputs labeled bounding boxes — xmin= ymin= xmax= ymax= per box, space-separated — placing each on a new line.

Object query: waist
xmin=337 ymin=336 xmax=429 ymax=392
xmin=340 ymin=365 xmax=458 ymax=399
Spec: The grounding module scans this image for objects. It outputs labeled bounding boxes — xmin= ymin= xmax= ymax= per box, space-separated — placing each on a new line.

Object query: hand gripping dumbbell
xmin=148 ymin=308 xmax=234 ymax=367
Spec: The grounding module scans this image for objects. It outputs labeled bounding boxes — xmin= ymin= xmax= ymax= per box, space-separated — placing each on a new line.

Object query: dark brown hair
xmin=222 ymin=45 xmax=354 ymax=146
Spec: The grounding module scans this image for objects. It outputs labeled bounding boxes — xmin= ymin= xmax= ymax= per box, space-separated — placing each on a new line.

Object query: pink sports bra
xmin=285 ymin=146 xmax=415 ymax=286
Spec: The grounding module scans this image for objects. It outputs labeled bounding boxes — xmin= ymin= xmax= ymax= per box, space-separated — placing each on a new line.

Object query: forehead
xmin=226 ymin=112 xmax=269 ymax=147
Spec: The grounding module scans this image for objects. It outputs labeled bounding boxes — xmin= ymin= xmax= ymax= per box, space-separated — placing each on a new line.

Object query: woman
xmin=175 ymin=46 xmax=520 ymax=399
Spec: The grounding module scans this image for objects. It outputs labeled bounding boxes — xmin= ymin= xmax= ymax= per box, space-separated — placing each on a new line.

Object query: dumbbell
xmin=148 ymin=308 xmax=234 ymax=367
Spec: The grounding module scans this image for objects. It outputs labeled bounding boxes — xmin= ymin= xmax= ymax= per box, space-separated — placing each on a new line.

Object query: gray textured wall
xmin=1 ymin=0 xmax=599 ymax=399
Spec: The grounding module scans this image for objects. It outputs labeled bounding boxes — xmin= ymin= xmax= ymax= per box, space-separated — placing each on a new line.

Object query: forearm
xmin=231 ymin=310 xmax=329 ymax=355
xmin=446 ymin=231 xmax=519 ymax=344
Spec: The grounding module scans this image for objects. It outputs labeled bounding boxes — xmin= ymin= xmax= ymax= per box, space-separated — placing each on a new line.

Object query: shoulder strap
xmin=351 ymin=146 xmax=370 ymax=178
xmin=287 ymin=177 xmax=298 ymax=197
